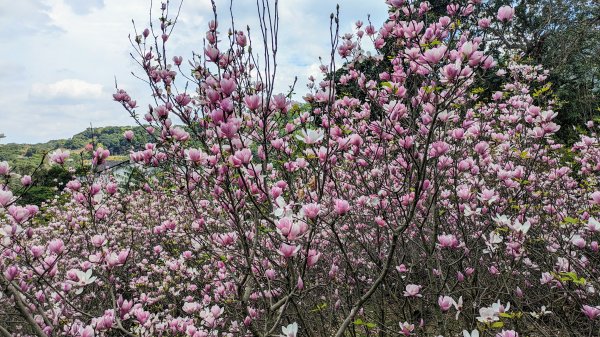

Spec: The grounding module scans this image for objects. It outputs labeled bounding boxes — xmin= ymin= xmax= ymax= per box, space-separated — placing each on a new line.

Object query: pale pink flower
xmin=0 ymin=190 xmax=13 ymax=207
xmin=20 ymin=175 xmax=32 ymax=186
xmin=437 ymin=234 xmax=459 ymax=248
xmin=302 ymin=203 xmax=321 ymax=219
xmin=278 ymin=243 xmax=300 ymax=258
xmin=403 ymin=284 xmax=422 ymax=297
xmin=497 ymin=6 xmax=515 ymax=22
xmin=438 ymin=295 xmax=454 ymax=311
xmin=0 ymin=161 xmax=9 ymax=175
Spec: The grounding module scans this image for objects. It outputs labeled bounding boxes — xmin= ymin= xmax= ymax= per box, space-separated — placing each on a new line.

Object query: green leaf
xmin=490 ymin=321 xmax=504 ymax=328
xmin=563 ymin=216 xmax=579 ymax=224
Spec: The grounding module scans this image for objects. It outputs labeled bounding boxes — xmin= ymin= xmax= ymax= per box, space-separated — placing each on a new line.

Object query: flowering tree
xmin=1 ymin=0 xmax=600 ymax=336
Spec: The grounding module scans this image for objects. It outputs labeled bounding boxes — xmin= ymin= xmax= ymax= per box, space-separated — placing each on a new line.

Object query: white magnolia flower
xmin=462 ymin=329 xmax=479 ymax=337
xmin=464 ymin=205 xmax=481 ymax=217
xmin=476 ymin=306 xmax=499 ymax=323
xmin=508 ymin=219 xmax=531 ymax=234
xmin=493 ymin=214 xmax=511 ymax=226
xmin=281 ymin=322 xmax=298 ymax=337
xmin=273 ymin=197 xmax=293 ymax=218
xmin=483 ymin=231 xmax=503 ymax=254
xmin=70 ymin=269 xmax=97 ymax=295
xmin=296 ymin=129 xmax=324 ymax=145
xmin=530 ymin=305 xmax=552 ymax=318
xmin=491 ymin=300 xmax=510 ymax=314
xmin=453 ymin=296 xmax=463 ymax=320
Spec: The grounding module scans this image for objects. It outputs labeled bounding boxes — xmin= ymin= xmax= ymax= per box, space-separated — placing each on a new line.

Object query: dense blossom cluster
xmin=1 ymin=0 xmax=599 ymax=336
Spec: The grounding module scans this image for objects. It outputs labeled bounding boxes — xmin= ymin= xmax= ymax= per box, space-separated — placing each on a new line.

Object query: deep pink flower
xmin=582 ymin=305 xmax=600 ymax=320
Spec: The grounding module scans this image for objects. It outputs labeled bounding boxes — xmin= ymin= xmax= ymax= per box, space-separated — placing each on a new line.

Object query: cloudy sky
xmin=0 ymin=0 xmax=388 ymax=144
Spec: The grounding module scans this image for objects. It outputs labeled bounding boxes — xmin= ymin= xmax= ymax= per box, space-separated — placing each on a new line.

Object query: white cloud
xmin=0 ymin=0 xmax=389 ymax=144
xmin=29 ymin=79 xmax=104 ymax=102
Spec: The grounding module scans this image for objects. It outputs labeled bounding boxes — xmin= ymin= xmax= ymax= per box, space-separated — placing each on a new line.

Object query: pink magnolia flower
xmin=307 ymin=249 xmax=321 ymax=267
xmin=334 ymin=199 xmax=350 ymax=215
xmin=399 ymin=321 xmax=414 ymax=336
xmin=302 ymin=203 xmax=321 ymax=219
xmin=0 ymin=161 xmax=9 ymax=175
xmin=496 ymin=330 xmax=519 ymax=337
xmin=232 ymin=148 xmax=253 ymax=167
xmin=438 ymin=295 xmax=454 ymax=311
xmin=244 ymin=94 xmax=261 ymax=110
xmin=422 ymin=46 xmax=447 ymax=64
xmin=478 ymin=17 xmax=492 ymax=28
xmin=582 ymin=305 xmax=600 ymax=320
xmin=497 ymin=6 xmax=515 ymax=22
xmin=278 ymin=243 xmax=300 ymax=258
xmin=4 ymin=266 xmax=19 ymax=281
xmin=403 ymin=284 xmax=422 ymax=297
xmin=587 ymin=217 xmax=600 ymax=232
xmin=80 ymin=326 xmax=95 ymax=337
xmin=220 ymin=78 xmax=236 ymax=96
xmin=48 ymin=239 xmax=65 ymax=254
xmin=20 ymin=175 xmax=32 ymax=186
xmin=50 ymin=149 xmax=70 ymax=165
xmin=123 ymin=130 xmax=134 ymax=141
xmin=590 ymin=191 xmax=600 ymax=205
xmin=219 ymin=118 xmax=241 ymax=139
xmin=0 ymin=190 xmax=13 ymax=207
xmin=437 ymin=234 xmax=459 ymax=248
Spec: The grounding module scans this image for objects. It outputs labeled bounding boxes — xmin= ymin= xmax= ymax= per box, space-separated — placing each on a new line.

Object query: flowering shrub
xmin=1 ymin=0 xmax=599 ymax=336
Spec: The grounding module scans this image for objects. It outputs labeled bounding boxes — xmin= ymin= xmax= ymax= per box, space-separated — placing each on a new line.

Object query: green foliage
xmin=0 ymin=126 xmax=149 ymax=176
xmin=0 ymin=126 xmax=150 ymax=206
xmin=484 ymin=0 xmax=600 ymax=144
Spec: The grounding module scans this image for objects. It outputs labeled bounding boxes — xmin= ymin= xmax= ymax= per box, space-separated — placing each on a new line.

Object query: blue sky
xmin=0 ymin=0 xmax=388 ymax=144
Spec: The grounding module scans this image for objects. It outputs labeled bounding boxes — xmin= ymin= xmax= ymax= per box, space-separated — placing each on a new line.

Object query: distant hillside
xmin=0 ymin=126 xmax=149 ymax=174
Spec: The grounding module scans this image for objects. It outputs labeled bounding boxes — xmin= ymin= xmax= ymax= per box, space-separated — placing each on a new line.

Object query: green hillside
xmin=0 ymin=126 xmax=149 ymax=175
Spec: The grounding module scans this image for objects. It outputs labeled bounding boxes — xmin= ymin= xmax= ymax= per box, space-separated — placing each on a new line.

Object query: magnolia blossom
xmin=477 ymin=306 xmax=499 ymax=323
xmin=69 ymin=269 xmax=97 ymax=294
xmin=463 ymin=330 xmax=479 ymax=337
xmin=582 ymin=305 xmax=600 ymax=320
xmin=281 ymin=322 xmax=298 ymax=337
xmin=438 ymin=295 xmax=454 ymax=311
xmin=334 ymin=199 xmax=350 ymax=215
xmin=399 ymin=321 xmax=415 ymax=336
xmin=0 ymin=190 xmax=13 ymax=207
xmin=50 ymin=149 xmax=70 ymax=164
xmin=496 ymin=331 xmax=518 ymax=337
xmin=508 ymin=219 xmax=531 ymax=235
xmin=497 ymin=6 xmax=515 ymax=22
xmin=403 ymin=284 xmax=422 ymax=297
xmin=296 ymin=129 xmax=324 ymax=145
xmin=453 ymin=296 xmax=464 ymax=320
xmin=587 ymin=217 xmax=600 ymax=232
xmin=278 ymin=243 xmax=300 ymax=258
xmin=0 ymin=161 xmax=9 ymax=175
xmin=437 ymin=234 xmax=459 ymax=248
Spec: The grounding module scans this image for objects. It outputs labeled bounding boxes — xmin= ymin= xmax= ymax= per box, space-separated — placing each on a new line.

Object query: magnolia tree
xmin=1 ymin=0 xmax=600 ymax=336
